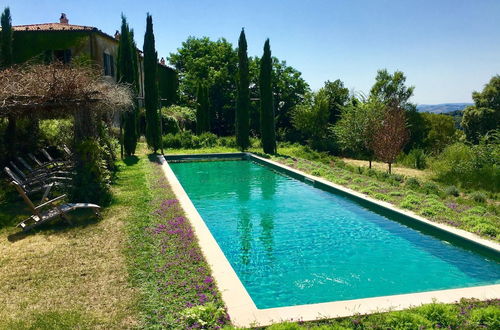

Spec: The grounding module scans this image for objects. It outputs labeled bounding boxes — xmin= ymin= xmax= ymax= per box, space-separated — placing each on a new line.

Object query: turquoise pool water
xmin=169 ymin=160 xmax=500 ymax=309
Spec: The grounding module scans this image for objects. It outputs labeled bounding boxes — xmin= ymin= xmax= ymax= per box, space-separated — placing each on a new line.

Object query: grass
xmin=0 ymin=170 xmax=139 ymax=328
xmin=123 ymin=148 xmax=228 ymax=328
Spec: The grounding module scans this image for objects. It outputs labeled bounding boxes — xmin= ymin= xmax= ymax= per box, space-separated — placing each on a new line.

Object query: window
xmin=103 ymin=52 xmax=114 ymax=77
xmin=53 ymin=49 xmax=71 ymax=64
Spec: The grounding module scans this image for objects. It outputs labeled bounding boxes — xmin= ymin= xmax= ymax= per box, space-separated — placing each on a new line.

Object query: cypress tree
xmin=129 ymin=29 xmax=141 ymax=139
xmin=196 ymin=81 xmax=204 ymax=134
xmin=143 ymin=14 xmax=161 ymax=152
xmin=195 ymin=81 xmax=210 ymax=134
xmin=236 ymin=28 xmax=250 ymax=150
xmin=1 ymin=7 xmax=16 ymax=158
xmin=117 ymin=15 xmax=137 ymax=156
xmin=259 ymin=39 xmax=276 ymax=154
xmin=203 ymin=84 xmax=211 ymax=132
xmin=1 ymin=7 xmax=13 ymax=67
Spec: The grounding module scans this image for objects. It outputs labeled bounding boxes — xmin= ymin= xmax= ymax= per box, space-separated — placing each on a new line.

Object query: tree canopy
xmin=462 ymin=75 xmax=500 ymax=143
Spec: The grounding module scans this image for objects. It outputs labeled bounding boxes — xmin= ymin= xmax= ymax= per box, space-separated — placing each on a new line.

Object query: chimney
xmin=60 ymin=13 xmax=69 ymax=24
xmin=114 ymin=30 xmax=120 ymax=40
xmin=160 ymin=57 xmax=165 ymax=65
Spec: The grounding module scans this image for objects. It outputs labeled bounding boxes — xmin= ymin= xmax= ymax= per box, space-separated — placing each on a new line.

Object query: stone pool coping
xmin=158 ymin=153 xmax=500 ymax=328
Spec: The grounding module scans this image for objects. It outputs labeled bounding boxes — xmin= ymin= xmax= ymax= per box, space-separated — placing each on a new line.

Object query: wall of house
xmin=90 ymin=33 xmax=119 ymax=80
xmin=12 ymin=30 xmax=90 ymax=63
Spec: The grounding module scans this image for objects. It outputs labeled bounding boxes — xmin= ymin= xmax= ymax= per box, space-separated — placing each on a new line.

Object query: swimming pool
xmin=169 ymin=158 xmax=500 ymax=309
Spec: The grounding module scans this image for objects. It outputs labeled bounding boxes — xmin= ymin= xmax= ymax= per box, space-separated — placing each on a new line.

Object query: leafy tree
xmin=259 ymin=39 xmax=276 ymax=154
xmin=322 ymin=79 xmax=350 ymax=124
xmin=1 ymin=7 xmax=16 ymax=159
xmin=117 ymin=15 xmax=138 ymax=156
xmin=462 ymin=75 xmax=500 ymax=143
xmin=333 ymin=97 xmax=385 ymax=168
xmin=372 ymin=106 xmax=409 ymax=173
xmin=169 ymin=37 xmax=237 ymax=136
xmin=291 ymin=90 xmax=330 ymax=149
xmin=143 ymin=14 xmax=161 ymax=152
xmin=236 ymin=28 xmax=250 ymax=150
xmin=421 ymin=112 xmax=457 ymax=154
xmin=370 ymin=69 xmax=414 ymax=109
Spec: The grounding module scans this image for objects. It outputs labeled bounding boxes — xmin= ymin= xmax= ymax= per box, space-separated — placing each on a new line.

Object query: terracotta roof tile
xmin=13 ymin=23 xmax=96 ymax=32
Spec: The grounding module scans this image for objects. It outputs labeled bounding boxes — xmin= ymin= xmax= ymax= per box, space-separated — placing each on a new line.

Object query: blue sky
xmin=5 ymin=0 xmax=500 ymax=104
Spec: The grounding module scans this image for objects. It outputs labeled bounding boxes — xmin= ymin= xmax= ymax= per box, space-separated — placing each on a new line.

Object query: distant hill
xmin=417 ymin=103 xmax=473 ymax=114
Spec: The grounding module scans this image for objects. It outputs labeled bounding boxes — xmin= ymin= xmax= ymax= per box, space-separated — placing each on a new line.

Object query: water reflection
xmin=259 ymin=168 xmax=277 ymax=259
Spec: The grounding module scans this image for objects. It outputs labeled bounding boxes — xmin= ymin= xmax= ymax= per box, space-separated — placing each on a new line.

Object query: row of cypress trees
xmin=235 ymin=29 xmax=276 ymax=154
xmin=118 ymin=13 xmax=162 ymax=156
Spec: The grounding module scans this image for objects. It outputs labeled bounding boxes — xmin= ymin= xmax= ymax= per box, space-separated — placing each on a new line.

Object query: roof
xmin=13 ymin=22 xmax=97 ymax=32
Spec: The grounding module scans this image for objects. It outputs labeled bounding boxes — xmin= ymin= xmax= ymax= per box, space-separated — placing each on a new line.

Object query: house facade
xmin=11 ymin=13 xmax=177 ymax=106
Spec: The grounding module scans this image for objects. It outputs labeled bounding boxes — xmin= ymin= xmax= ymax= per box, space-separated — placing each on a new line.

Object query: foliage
xmin=117 ymin=15 xmax=139 ymax=156
xmin=163 ymin=131 xmax=259 ymax=150
xmin=180 ymin=302 xmax=227 ymax=329
xmin=71 ymin=138 xmax=112 ymax=205
xmin=430 ymin=132 xmax=500 ymax=192
xmin=162 ymin=105 xmax=196 ymax=132
xmin=333 ymin=98 xmax=384 ymax=166
xmin=471 ymin=191 xmax=487 ymax=203
xmin=236 ymin=28 xmax=250 ymax=150
xmin=260 ymin=39 xmax=276 ymax=154
xmin=169 ymin=36 xmax=237 ymax=136
xmin=0 ymin=7 xmax=13 ymax=67
xmin=397 ymin=148 xmax=427 ymax=169
xmin=38 ymin=119 xmax=73 ymax=147
xmin=462 ymin=75 xmax=500 ymax=143
xmin=143 ymin=14 xmax=161 ymax=152
xmin=372 ymin=106 xmax=409 ymax=173
xmin=444 ymin=185 xmax=460 ymax=197
xmin=322 ymin=79 xmax=350 ymax=125
xmin=292 ymin=90 xmax=332 ymax=150
xmin=421 ymin=112 xmax=458 ymax=154
xmin=195 ymin=81 xmax=210 ymax=134
xmin=369 ymin=69 xmax=414 ymax=109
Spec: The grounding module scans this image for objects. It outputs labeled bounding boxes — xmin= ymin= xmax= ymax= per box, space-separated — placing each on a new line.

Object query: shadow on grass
xmin=147 ymin=153 xmax=162 ymax=164
xmin=7 ymin=209 xmax=101 ymax=242
xmin=123 ymin=155 xmax=139 ymax=166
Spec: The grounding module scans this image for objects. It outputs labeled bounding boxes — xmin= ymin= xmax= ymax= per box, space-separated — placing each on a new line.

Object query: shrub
xmin=400 ymin=194 xmax=422 ymax=210
xmin=422 ymin=181 xmax=440 ymax=195
xmin=471 ymin=191 xmax=487 ymax=203
xmin=398 ymin=148 xmax=427 ymax=169
xmin=180 ymin=302 xmax=227 ymax=329
xmin=416 ymin=302 xmax=460 ymax=328
xmin=405 ymin=177 xmax=421 ymax=189
xmin=469 ymin=306 xmax=500 ymax=328
xmin=445 ymin=185 xmax=460 ymax=197
xmin=384 ymin=311 xmax=433 ymax=329
xmin=473 ymin=223 xmax=498 ymax=237
xmin=429 ymin=138 xmax=500 ymax=192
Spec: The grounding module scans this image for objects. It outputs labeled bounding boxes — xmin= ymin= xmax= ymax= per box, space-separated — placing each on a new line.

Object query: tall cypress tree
xmin=129 ymin=29 xmax=141 ymax=139
xmin=195 ymin=81 xmax=210 ymax=134
xmin=1 ymin=7 xmax=16 ymax=158
xmin=143 ymin=14 xmax=161 ymax=152
xmin=117 ymin=15 xmax=137 ymax=156
xmin=236 ymin=28 xmax=250 ymax=150
xmin=196 ymin=81 xmax=204 ymax=134
xmin=259 ymin=39 xmax=276 ymax=154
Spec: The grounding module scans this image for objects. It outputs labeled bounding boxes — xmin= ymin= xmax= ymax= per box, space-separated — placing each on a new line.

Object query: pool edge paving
xmin=158 ymin=153 xmax=500 ymax=328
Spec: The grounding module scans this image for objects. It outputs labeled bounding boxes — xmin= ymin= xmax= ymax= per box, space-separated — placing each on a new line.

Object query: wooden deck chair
xmin=17 ymin=156 xmax=71 ymax=178
xmin=11 ymin=181 xmax=101 ymax=231
xmin=4 ymin=167 xmax=69 ymax=202
xmin=41 ymin=148 xmax=74 ymax=169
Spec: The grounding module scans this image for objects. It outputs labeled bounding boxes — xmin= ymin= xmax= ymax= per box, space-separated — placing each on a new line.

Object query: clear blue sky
xmin=5 ymin=0 xmax=500 ymax=104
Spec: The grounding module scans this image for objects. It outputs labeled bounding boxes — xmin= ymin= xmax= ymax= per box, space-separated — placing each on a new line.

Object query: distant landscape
xmin=417 ymin=103 xmax=473 ymax=114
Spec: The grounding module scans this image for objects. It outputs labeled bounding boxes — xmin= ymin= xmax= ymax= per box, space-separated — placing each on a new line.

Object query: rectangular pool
xmin=169 ymin=158 xmax=500 ymax=309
